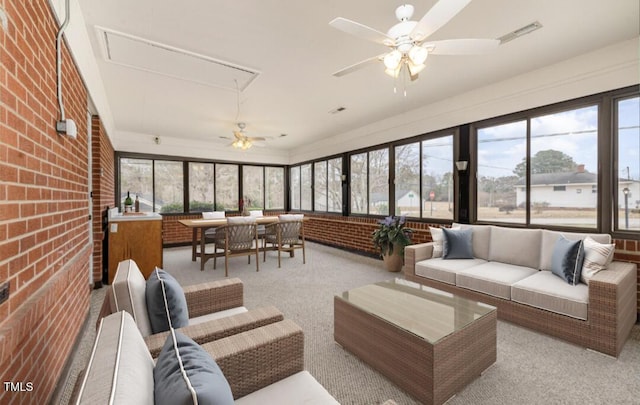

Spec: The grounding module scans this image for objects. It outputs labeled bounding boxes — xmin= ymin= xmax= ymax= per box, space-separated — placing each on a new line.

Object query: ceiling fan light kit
xmin=330 ymin=0 xmax=502 ymax=93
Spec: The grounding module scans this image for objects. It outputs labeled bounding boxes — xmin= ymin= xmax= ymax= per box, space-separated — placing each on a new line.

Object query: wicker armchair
xmin=74 ymin=311 xmax=339 ymax=403
xmin=263 ymin=214 xmax=306 ymax=268
xmin=99 ymin=259 xmax=284 ymax=357
xmin=213 ymin=216 xmax=260 ymax=276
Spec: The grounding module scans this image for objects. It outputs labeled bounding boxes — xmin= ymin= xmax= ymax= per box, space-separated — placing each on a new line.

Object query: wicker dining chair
xmin=263 ymin=214 xmax=306 ymax=268
xmin=214 ymin=216 xmax=260 ymax=276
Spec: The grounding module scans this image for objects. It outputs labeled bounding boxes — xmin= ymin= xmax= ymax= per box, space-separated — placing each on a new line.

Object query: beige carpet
xmin=58 ymin=242 xmax=640 ymax=404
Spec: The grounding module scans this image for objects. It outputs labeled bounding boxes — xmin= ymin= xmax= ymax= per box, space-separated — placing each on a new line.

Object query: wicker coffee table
xmin=334 ymin=279 xmax=497 ymax=405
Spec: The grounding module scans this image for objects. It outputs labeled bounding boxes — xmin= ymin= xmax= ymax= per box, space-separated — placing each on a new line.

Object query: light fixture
xmin=408 ymin=45 xmax=428 ymax=65
xmin=383 ymin=50 xmax=402 ymax=70
xmin=382 ymin=46 xmax=429 ymax=84
xmin=232 ymin=138 xmax=253 ymax=150
xmin=455 ymin=161 xmax=468 ymax=171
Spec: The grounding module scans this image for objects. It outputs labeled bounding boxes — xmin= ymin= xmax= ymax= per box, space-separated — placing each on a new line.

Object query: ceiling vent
xmin=498 ymin=21 xmax=543 ymax=44
xmin=95 ymin=26 xmax=260 ymax=91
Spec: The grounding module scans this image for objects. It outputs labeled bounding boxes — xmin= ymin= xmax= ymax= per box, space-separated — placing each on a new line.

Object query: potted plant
xmin=372 ymin=215 xmax=413 ymax=272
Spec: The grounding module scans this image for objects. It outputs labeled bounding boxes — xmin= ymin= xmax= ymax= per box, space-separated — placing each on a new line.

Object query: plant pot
xmin=382 ymin=251 xmax=403 ymax=272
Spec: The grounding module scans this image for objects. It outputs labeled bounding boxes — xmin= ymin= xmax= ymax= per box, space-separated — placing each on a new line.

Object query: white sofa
xmin=404 ymin=223 xmax=637 ymax=357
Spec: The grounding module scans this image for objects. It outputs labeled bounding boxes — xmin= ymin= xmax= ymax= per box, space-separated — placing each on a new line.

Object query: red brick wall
xmin=91 ymin=116 xmax=114 ymax=285
xmin=0 ymin=1 xmax=91 ymax=403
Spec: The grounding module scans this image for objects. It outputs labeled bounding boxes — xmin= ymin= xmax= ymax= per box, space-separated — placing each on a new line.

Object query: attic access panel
xmin=96 ymin=27 xmax=260 ymax=91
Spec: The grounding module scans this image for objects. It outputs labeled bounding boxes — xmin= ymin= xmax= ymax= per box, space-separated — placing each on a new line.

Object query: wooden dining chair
xmin=263 ymin=214 xmax=306 ymax=268
xmin=213 ymin=216 xmax=259 ymax=277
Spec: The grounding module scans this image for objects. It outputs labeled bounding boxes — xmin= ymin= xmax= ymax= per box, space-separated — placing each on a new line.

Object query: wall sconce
xmin=455 ymin=161 xmax=468 ymax=171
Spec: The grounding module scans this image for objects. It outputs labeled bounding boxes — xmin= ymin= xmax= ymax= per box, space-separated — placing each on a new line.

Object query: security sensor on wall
xmin=56 ymin=118 xmax=77 ymax=138
xmin=455 ymin=161 xmax=468 ymax=171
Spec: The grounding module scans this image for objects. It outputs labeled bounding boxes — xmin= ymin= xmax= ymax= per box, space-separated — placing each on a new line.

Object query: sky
xmin=477 ymin=97 xmax=640 ymax=180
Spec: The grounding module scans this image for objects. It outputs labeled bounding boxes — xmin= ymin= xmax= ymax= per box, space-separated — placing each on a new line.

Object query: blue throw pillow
xmin=154 ymin=330 xmax=234 ymax=405
xmin=442 ymin=228 xmax=474 ymax=259
xmin=146 ymin=268 xmax=189 ymax=333
xmin=551 ymin=236 xmax=585 ymax=285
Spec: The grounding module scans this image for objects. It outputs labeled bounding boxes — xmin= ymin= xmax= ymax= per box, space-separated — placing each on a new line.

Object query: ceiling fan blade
xmin=233 ymin=131 xmax=244 ymax=140
xmin=411 ymin=0 xmax=472 ymax=42
xmin=332 ymin=54 xmax=385 ymax=77
xmin=329 ymin=17 xmax=394 ymax=46
xmin=424 ymin=38 xmax=500 ymax=55
xmin=247 ymin=137 xmax=267 ymax=142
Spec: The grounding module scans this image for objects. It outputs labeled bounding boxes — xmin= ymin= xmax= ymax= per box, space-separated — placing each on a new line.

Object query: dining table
xmin=178 ymin=216 xmax=280 ymax=270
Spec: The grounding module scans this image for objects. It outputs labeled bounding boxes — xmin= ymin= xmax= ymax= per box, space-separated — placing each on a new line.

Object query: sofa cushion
xmin=456 ymin=262 xmax=538 ymax=299
xmin=155 ymin=330 xmax=234 ymax=405
xmin=234 ymin=371 xmax=340 ymax=405
xmin=146 ymin=268 xmax=190 ymax=333
xmin=550 ymin=236 xmax=585 ymax=285
xmin=188 ymin=306 xmax=249 ymax=326
xmin=76 ymin=311 xmax=154 ymax=405
xmin=416 ymin=258 xmax=487 ymax=285
xmin=202 ymin=211 xmax=225 ymax=219
xmin=539 ymin=230 xmax=611 ymax=271
xmin=112 ymin=259 xmax=153 ymax=337
xmin=455 ymin=223 xmax=492 ymax=260
xmin=512 ymin=271 xmax=589 ymax=320
xmin=489 ymin=226 xmax=542 ymax=269
xmin=442 ymin=228 xmax=474 ymax=259
xmin=581 ymin=236 xmax=615 ymax=284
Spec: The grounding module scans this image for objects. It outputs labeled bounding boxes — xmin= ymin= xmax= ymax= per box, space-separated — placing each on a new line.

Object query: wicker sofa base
xmin=335 ymin=296 xmax=497 ymax=405
xmin=404 ymin=269 xmax=634 ymax=357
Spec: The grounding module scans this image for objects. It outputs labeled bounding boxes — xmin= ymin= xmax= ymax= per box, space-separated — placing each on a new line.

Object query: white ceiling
xmin=75 ymin=0 xmax=639 ymax=160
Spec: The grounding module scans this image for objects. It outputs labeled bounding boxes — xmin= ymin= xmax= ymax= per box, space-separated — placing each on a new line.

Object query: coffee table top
xmin=337 ymin=278 xmax=496 ymax=344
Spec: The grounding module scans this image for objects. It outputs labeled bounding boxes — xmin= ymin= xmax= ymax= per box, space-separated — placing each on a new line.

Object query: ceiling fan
xmin=223 ymin=122 xmax=267 ymax=150
xmin=329 ymin=0 xmax=500 ymax=81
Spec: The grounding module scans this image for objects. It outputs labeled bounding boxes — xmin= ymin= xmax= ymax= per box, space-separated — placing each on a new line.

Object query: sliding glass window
xmin=422 ymin=136 xmax=454 ymax=220
xmin=215 ymin=164 xmax=238 ymax=211
xmin=242 ymin=165 xmax=264 ymax=209
xmin=189 ymin=162 xmax=214 ymax=212
xmin=615 ymin=96 xmax=640 ymax=232
xmin=327 ymin=157 xmax=343 ymax=212
xmin=154 ymin=160 xmax=184 ymax=213
xmin=265 ymin=167 xmax=285 ymax=209
xmin=314 ymin=161 xmax=327 ymax=211
xmin=119 ymin=158 xmax=153 ymax=212
xmin=350 ymin=148 xmax=389 ymax=215
xmin=395 ymin=143 xmax=420 ymax=217
xmin=290 ymin=166 xmax=301 ymax=210
xmin=300 ymin=164 xmax=312 ymax=210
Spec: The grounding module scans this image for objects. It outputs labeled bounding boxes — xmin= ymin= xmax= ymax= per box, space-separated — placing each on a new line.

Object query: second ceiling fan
xmin=330 ymin=0 xmax=499 ymax=80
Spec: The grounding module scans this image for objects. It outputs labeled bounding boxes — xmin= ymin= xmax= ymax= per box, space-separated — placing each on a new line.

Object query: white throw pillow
xmin=429 ymin=227 xmax=444 ymax=258
xmin=581 ymin=236 xmax=615 ymax=284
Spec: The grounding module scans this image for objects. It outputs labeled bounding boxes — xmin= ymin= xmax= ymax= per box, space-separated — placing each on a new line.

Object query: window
xmin=327 ymin=157 xmax=343 ymax=213
xmin=300 ymin=164 xmax=312 ymax=210
xmin=119 ymin=158 xmax=152 ymax=212
xmin=265 ymin=167 xmax=284 ymax=209
xmin=314 ymin=161 xmax=327 ymax=211
xmin=242 ymin=165 xmax=264 ymax=209
xmin=477 ymin=121 xmax=526 ymax=223
xmin=422 ymin=136 xmax=454 ymax=220
xmin=154 ymin=161 xmax=184 ymax=213
xmin=616 ymin=96 xmax=640 ymax=231
xmin=395 ymin=143 xmax=420 ymax=217
xmin=368 ymin=149 xmax=389 ymax=215
xmin=189 ymin=162 xmax=214 ymax=212
xmin=290 ymin=166 xmax=300 ymax=210
xmin=215 ymin=164 xmax=238 ymax=211
xmin=476 ymin=105 xmax=599 ymax=227
xmin=350 ymin=148 xmax=389 ymax=215
xmin=530 ymin=106 xmax=598 ymax=227
xmin=350 ymin=153 xmax=367 ymax=214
